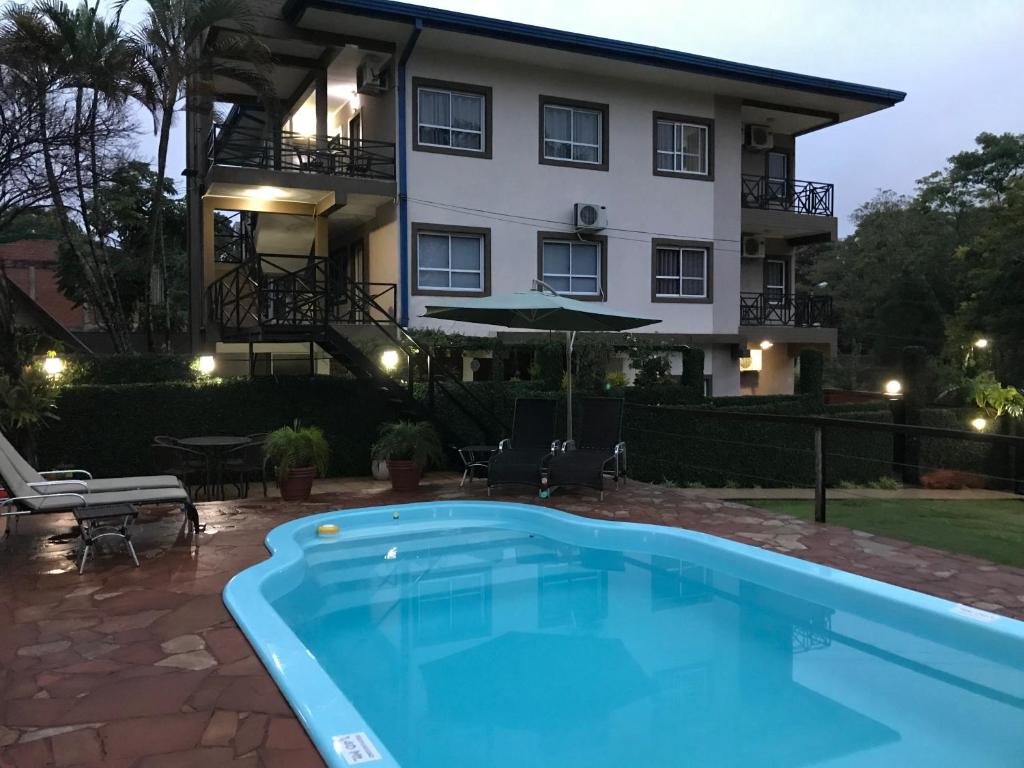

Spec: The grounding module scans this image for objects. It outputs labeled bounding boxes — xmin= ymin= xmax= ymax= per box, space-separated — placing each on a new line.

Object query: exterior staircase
xmin=206 ymin=254 xmax=508 ymax=447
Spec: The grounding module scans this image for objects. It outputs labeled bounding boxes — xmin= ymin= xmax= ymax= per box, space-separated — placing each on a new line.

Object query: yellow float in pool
xmin=317 ymin=524 xmax=340 ymax=537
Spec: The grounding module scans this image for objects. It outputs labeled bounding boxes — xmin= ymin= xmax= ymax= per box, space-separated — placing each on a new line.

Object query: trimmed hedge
xmin=623 ymin=403 xmax=894 ymax=488
xmin=64 ymin=355 xmax=197 ymax=385
xmin=418 ymin=381 xmax=894 ymax=487
xmin=37 ymin=378 xmax=401 ymax=478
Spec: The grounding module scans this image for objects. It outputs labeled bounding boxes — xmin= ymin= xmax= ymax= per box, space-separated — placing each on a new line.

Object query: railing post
xmin=814 ymin=425 xmax=827 ymax=523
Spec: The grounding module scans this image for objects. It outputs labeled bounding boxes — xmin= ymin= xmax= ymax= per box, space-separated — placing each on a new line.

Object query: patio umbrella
xmin=422 ymin=281 xmax=660 ymax=441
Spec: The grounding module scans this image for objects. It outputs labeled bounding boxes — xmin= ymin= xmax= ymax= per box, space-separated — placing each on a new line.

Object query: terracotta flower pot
xmin=387 ymin=460 xmax=421 ymax=492
xmin=279 ymin=466 xmax=317 ymax=502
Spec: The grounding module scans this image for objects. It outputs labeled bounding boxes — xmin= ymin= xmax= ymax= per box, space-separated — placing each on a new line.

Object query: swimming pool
xmin=224 ymin=501 xmax=1024 ymax=767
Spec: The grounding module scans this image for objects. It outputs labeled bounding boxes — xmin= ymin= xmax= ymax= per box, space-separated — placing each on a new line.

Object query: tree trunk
xmin=144 ymin=100 xmax=176 ymax=353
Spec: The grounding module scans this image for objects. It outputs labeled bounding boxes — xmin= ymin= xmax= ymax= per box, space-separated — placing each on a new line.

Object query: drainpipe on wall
xmin=397 ymin=18 xmax=423 ymax=328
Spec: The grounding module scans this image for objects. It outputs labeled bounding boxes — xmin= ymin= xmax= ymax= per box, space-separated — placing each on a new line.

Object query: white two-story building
xmin=186 ymin=0 xmax=904 ymax=394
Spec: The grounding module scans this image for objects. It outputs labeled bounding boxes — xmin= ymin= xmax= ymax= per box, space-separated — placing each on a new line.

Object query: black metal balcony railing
xmin=740 ymin=292 xmax=833 ymax=327
xmin=741 ymin=174 xmax=834 ymax=217
xmin=207 ymin=125 xmax=396 ymax=181
xmin=208 ymin=255 xmax=397 ymax=331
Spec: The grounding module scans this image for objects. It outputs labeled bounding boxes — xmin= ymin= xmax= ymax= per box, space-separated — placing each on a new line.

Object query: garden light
xmin=197 ymin=355 xmax=216 ymax=376
xmin=42 ymin=350 xmax=64 ymax=378
xmin=970 ymin=417 xmax=988 ymax=432
xmin=973 ymin=338 xmax=989 ymax=349
xmin=759 ymin=340 xmax=773 ymax=350
xmin=884 ymin=379 xmax=902 ymax=396
xmin=379 ymin=349 xmax=400 ymax=372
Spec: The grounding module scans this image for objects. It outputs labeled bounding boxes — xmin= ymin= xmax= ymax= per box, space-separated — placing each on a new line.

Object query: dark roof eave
xmin=284 ymin=0 xmax=906 ymax=107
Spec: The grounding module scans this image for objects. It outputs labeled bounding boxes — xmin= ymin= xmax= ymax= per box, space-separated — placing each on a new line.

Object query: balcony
xmin=740 ymin=292 xmax=833 ymax=327
xmin=207 ymin=125 xmax=396 ymax=181
xmin=741 ymin=175 xmax=834 ymax=217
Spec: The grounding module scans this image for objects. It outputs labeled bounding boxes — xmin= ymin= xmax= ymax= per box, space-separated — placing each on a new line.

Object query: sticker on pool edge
xmin=952 ymin=604 xmax=999 ymax=623
xmin=333 ymin=732 xmax=382 ymax=764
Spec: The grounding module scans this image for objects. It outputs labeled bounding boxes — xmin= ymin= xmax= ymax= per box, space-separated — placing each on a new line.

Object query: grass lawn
xmin=745 ymin=499 xmax=1024 ymax=568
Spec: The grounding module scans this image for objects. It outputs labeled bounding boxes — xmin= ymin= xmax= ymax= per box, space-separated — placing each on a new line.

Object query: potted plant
xmin=372 ymin=421 xmax=443 ymax=492
xmin=264 ymin=423 xmax=330 ymax=502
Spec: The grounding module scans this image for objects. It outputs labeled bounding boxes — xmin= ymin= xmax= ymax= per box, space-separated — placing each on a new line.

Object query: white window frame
xmin=654 ymin=246 xmax=709 ymax=299
xmin=541 ymin=238 xmax=602 ymax=297
xmin=416 ymin=231 xmax=485 ymax=293
xmin=655 ymin=119 xmax=709 ymax=175
xmin=543 ymin=104 xmax=603 ymax=165
xmin=765 ymin=258 xmax=787 ymax=303
xmin=416 ymin=87 xmax=485 ymax=152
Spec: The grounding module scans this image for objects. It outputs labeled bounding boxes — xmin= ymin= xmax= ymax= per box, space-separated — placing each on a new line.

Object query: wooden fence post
xmin=814 ymin=425 xmax=827 ymax=523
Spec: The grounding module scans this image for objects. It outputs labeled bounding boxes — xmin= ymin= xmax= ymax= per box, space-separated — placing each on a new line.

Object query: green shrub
xmin=37 ymin=377 xmax=400 ymax=478
xmin=64 ymin=354 xmax=197 ymax=385
xmin=264 ymin=423 xmax=330 ymax=481
xmin=797 ymin=349 xmax=824 ymax=400
xmin=372 ymin=421 xmax=444 ymax=468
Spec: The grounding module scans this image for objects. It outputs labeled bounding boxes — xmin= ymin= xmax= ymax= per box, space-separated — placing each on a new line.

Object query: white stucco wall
xmin=402 ymin=47 xmax=742 ymax=337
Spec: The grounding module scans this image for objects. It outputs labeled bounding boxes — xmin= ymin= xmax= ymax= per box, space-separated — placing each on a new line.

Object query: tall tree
xmin=133 ymin=0 xmax=271 ymax=349
xmin=0 ymin=0 xmax=140 ymax=352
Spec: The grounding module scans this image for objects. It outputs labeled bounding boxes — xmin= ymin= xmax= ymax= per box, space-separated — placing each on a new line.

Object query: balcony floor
xmin=2 ymin=474 xmax=1022 ymax=766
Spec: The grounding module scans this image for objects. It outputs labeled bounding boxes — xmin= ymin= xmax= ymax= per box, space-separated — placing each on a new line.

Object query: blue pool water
xmin=224 ymin=502 xmax=1024 ymax=767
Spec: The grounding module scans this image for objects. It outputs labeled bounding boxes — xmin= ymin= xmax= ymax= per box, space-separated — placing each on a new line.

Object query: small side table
xmin=74 ymin=504 xmax=139 ymax=574
xmin=458 ymin=445 xmax=498 ymax=487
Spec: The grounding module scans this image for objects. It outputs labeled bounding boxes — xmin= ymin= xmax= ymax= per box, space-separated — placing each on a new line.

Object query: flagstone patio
xmin=2 ymin=474 xmax=1022 ymax=767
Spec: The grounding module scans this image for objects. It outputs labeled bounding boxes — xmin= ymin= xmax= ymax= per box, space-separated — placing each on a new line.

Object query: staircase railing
xmin=206 ymin=257 xmax=510 ymax=440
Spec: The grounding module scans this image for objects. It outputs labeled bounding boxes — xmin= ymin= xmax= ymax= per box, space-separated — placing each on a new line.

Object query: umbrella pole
xmin=566 ymin=330 xmax=575 ymax=443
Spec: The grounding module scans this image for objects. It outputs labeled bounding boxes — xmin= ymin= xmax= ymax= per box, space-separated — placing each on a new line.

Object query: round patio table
xmin=178 ymin=436 xmax=250 ymax=500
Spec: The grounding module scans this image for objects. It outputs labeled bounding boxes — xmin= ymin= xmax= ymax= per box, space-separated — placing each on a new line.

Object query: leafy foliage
xmin=968 ymin=371 xmax=1024 ymax=419
xmin=0 ymin=369 xmax=57 ymax=433
xmin=372 ymin=421 xmax=444 ymax=468
xmin=263 ymin=422 xmax=330 ymax=481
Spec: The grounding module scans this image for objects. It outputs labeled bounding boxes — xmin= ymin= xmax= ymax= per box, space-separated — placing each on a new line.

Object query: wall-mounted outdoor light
xmin=973 ymin=338 xmax=990 ymax=349
xmin=883 ymin=379 xmax=902 ymax=397
xmin=380 ymin=349 xmax=400 ymax=372
xmin=42 ymin=350 xmax=65 ymax=378
xmin=759 ymin=340 xmax=773 ymax=350
xmin=197 ymin=355 xmax=216 ymax=376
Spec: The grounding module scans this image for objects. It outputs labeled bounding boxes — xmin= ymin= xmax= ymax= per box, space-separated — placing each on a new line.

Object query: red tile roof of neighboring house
xmin=0 ymin=239 xmax=58 ymax=264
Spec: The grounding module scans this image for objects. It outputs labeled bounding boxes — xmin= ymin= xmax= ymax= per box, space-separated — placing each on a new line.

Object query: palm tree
xmin=134 ymin=0 xmax=272 ymax=349
xmin=0 ymin=0 xmax=139 ymax=352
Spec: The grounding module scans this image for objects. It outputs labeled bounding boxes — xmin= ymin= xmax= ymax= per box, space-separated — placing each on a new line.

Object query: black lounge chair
xmin=487 ymin=398 xmax=559 ymax=494
xmin=547 ymin=398 xmax=626 ymax=500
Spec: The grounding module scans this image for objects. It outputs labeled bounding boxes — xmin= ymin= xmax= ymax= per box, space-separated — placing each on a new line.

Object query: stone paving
xmin=2 ymin=474 xmax=1023 ymax=767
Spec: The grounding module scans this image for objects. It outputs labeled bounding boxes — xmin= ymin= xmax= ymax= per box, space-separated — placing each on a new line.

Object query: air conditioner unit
xmin=742 ymin=236 xmax=766 ymax=258
xmin=744 ymin=124 xmax=774 ymax=151
xmin=356 ymin=60 xmax=388 ymax=96
xmin=574 ymin=203 xmax=607 ymax=233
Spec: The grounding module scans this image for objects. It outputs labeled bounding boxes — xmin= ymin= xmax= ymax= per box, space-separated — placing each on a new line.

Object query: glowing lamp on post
xmin=970 ymin=417 xmax=988 ymax=432
xmin=884 ymin=379 xmax=902 ymax=397
xmin=973 ymin=338 xmax=989 ymax=350
xmin=42 ymin=350 xmax=65 ymax=378
xmin=197 ymin=355 xmax=216 ymax=376
xmin=380 ymin=349 xmax=400 ymax=373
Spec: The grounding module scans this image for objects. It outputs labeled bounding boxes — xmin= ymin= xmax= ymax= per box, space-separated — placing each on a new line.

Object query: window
xmin=413 ymin=79 xmax=492 ymax=158
xmin=765 ymin=258 xmax=787 ymax=303
xmin=539 ymin=96 xmax=609 ymax=170
xmin=651 ymin=240 xmax=711 ymax=302
xmin=653 ymin=113 xmax=713 ymax=179
xmin=538 ymin=234 xmax=606 ymax=299
xmin=766 ymin=151 xmax=789 ymax=204
xmin=412 ymin=224 xmax=491 ymax=296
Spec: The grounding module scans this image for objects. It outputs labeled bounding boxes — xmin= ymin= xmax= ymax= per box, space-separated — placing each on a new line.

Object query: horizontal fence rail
xmin=740 ymin=292 xmax=833 ymax=327
xmin=624 ymin=403 xmax=1024 ymax=522
xmin=741 ymin=174 xmax=834 ymax=216
xmin=207 ymin=125 xmax=396 ymax=181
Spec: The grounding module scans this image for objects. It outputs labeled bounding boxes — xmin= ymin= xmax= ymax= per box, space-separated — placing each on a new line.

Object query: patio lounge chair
xmin=0 ymin=444 xmax=200 ymax=535
xmin=487 ymin=398 xmax=559 ymax=494
xmin=547 ymin=398 xmax=626 ymax=500
xmin=0 ymin=430 xmax=184 ymax=494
